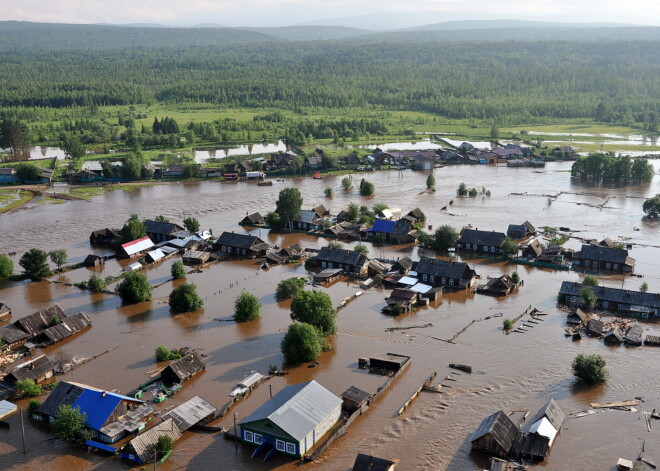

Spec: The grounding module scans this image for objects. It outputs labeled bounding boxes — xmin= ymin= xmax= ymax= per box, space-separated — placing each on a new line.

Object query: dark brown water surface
xmin=1 ymin=163 xmax=660 ymax=470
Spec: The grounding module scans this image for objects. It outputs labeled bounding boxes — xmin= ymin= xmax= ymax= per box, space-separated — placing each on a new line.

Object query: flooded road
xmin=1 ymin=162 xmax=660 ymax=470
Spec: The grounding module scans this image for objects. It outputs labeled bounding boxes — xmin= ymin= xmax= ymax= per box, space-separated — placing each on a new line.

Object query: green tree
xmin=275 ymin=277 xmax=307 ymax=301
xmin=426 ymin=174 xmax=436 ymax=189
xmin=468 ymin=188 xmax=478 ymax=197
xmin=275 ymin=187 xmax=303 ymax=229
xmin=503 ymin=319 xmax=514 ymax=330
xmin=490 ymin=122 xmax=500 ymax=140
xmin=511 ymin=272 xmax=520 ymax=284
xmin=122 ymin=152 xmax=142 ymax=180
xmin=280 ymin=322 xmax=323 ymax=364
xmin=572 ymin=353 xmax=608 ymax=385
xmin=341 ymin=177 xmax=353 ymax=191
xmin=265 ymin=211 xmax=281 ymax=229
xmin=0 ymin=254 xmax=13 ymax=277
xmin=324 ymin=187 xmax=333 ymax=197
xmin=583 ymin=275 xmax=599 ymax=287
xmin=154 ymin=215 xmax=169 ymax=222
xmin=121 ymin=215 xmax=147 ymax=243
xmin=0 ymin=118 xmax=29 ymax=155
xmin=432 ymin=225 xmax=458 ymax=251
xmin=359 ymin=179 xmax=375 ymax=196
xmin=290 ymin=290 xmax=336 ymax=335
xmin=183 ymin=164 xmax=199 ymax=178
xmin=643 ymin=194 xmax=660 ymax=218
xmin=169 ymin=282 xmax=204 ymax=313
xmin=155 ymin=345 xmax=182 ymax=362
xmin=156 ymin=435 xmax=173 ymax=455
xmin=354 ymin=243 xmax=369 ymax=256
xmin=183 ymin=217 xmax=200 ymax=233
xmin=347 ymin=202 xmax=360 ymax=222
xmin=117 ymin=272 xmax=152 ymax=304
xmin=501 ymin=237 xmax=519 ymax=256
xmin=457 ymin=182 xmax=468 ymax=196
xmin=632 ymin=159 xmax=654 ymax=182
xmin=328 ymin=240 xmax=343 ymax=249
xmin=87 ymin=274 xmax=107 ymax=293
xmin=19 ymin=248 xmax=52 ymax=280
xmin=49 ymin=249 xmax=68 ymax=271
xmin=580 ymin=286 xmax=597 ymax=310
xmin=15 ymin=163 xmax=41 ymax=183
xmin=52 ymin=405 xmax=92 ymax=444
xmin=640 ymin=282 xmax=649 ymax=293
xmin=233 ymin=291 xmax=261 ymax=322
xmin=28 ymin=399 xmax=41 ymax=412
xmin=171 ymin=261 xmax=186 ymax=279
xmin=61 ymin=134 xmax=86 ymax=160
xmin=15 ymin=379 xmax=43 ymax=397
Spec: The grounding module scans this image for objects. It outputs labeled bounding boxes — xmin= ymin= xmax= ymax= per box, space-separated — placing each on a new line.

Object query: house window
xmin=614 ymin=264 xmax=619 ymax=270
xmin=603 ymin=301 xmax=609 ymax=308
xmin=244 ymin=431 xmax=254 ymax=443
xmin=466 ymin=243 xmax=471 ymax=250
xmin=484 ymin=246 xmax=489 ymax=252
xmin=276 ymin=440 xmax=286 ymax=452
xmin=422 ymin=274 xmax=428 ymax=282
xmin=221 ymin=246 xmax=226 ymax=252
xmin=442 ymin=277 xmax=447 ymax=284
xmin=329 ymin=262 xmax=334 ymax=268
xmin=253 ymin=433 xmax=263 ymax=445
xmin=491 ymin=247 xmax=496 ymax=253
xmin=606 ymin=263 xmax=611 ymax=269
xmin=593 ymin=261 xmax=599 ymax=268
xmin=286 ymin=442 xmax=296 ymax=454
xmin=322 ymin=261 xmax=327 ymax=268
xmin=618 ymin=304 xmax=624 ymax=310
xmin=430 ymin=275 xmax=435 ymax=283
xmin=449 ymin=279 xmax=455 ymax=286
xmin=585 ymin=260 xmax=590 ymax=267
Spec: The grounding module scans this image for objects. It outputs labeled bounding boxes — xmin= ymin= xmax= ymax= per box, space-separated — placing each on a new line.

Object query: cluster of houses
xmin=559 ymin=281 xmax=659 ymax=320
xmin=564 ymin=305 xmax=655 ymax=346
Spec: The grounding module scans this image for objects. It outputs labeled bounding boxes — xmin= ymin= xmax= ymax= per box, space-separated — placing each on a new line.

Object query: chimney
xmin=369 ymin=455 xmax=374 ymax=468
xmin=102 ymin=391 xmax=106 ymax=398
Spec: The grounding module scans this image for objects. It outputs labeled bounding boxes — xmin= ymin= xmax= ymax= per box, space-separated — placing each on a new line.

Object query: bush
xmin=290 ymin=290 xmax=336 ymax=335
xmin=391 ymin=305 xmax=405 ymax=316
xmin=155 ymin=345 xmax=182 ymax=362
xmin=276 ymin=277 xmax=307 ymax=301
xmin=640 ymin=282 xmax=649 ymax=293
xmin=49 ymin=315 xmax=62 ymax=326
xmin=324 ymin=187 xmax=333 ymax=197
xmin=87 ymin=274 xmax=107 ymax=293
xmin=468 ymin=188 xmax=478 ymax=197
xmin=280 ymin=323 xmax=323 ymax=364
xmin=53 ymin=405 xmax=92 ymax=444
xmin=265 ymin=211 xmax=281 ymax=229
xmin=354 ymin=243 xmax=369 ymax=256
xmin=0 ymin=254 xmax=14 ymax=277
xmin=15 ymin=379 xmax=43 ymax=397
xmin=157 ymin=435 xmax=173 ymax=455
xmin=341 ymin=177 xmax=353 ymax=191
xmin=426 ymin=174 xmax=436 ymax=189
xmin=643 ymin=194 xmax=660 ymax=218
xmin=511 ymin=272 xmax=520 ymax=284
xmin=117 ymin=272 xmax=152 ymax=304
xmin=583 ymin=275 xmax=599 ymax=287
xmin=171 ymin=261 xmax=186 ymax=279
xmin=503 ymin=319 xmax=514 ymax=330
xmin=457 ymin=182 xmax=468 ymax=196
xmin=19 ymin=248 xmax=52 ymax=281
xmin=432 ymin=225 xmax=459 ymax=251
xmin=502 ymin=237 xmax=519 ymax=256
xmin=359 ymin=179 xmax=375 ymax=196
xmin=572 ymin=353 xmax=608 ymax=385
xmin=580 ymin=286 xmax=597 ymax=310
xmin=234 ymin=291 xmax=261 ymax=322
xmin=28 ymin=399 xmax=41 ymax=412
xmin=169 ymin=282 xmax=204 ymax=313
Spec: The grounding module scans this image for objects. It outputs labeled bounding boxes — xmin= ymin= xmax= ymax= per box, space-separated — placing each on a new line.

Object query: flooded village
xmin=1 ymin=149 xmax=660 ymax=471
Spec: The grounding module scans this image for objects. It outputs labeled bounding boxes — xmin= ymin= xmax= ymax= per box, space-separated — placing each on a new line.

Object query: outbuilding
xmin=470 ymin=410 xmax=518 ymax=458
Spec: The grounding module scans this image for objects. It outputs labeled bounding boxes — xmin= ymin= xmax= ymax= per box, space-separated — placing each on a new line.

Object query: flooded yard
xmin=1 ymin=162 xmax=660 ymax=470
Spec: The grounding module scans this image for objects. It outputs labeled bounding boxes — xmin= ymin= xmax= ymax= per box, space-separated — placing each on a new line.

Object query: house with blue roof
xmin=36 ymin=381 xmax=154 ymax=444
xmin=367 ymin=219 xmax=417 ymax=243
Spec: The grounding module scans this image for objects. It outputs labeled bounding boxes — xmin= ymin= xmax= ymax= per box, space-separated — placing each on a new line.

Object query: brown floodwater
xmin=1 ymin=162 xmax=660 ymax=471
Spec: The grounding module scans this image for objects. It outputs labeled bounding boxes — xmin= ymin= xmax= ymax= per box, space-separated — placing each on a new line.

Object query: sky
xmin=2 ymin=0 xmax=659 ymax=28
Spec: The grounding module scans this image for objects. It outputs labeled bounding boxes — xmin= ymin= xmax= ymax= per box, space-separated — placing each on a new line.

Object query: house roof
xmin=525 ymin=240 xmax=544 ymax=257
xmin=216 ymin=232 xmax=265 ymax=250
xmin=559 ymin=282 xmax=660 ymax=311
xmin=242 ymin=212 xmax=264 ymax=224
xmin=507 ymin=224 xmax=529 ymax=238
xmin=604 ymin=327 xmax=624 ymax=342
xmin=625 ymin=322 xmax=644 ymax=344
xmin=416 ymin=256 xmax=474 ymax=280
xmin=8 ymin=355 xmax=55 ymax=382
xmin=341 ymin=386 xmax=370 ymax=405
xmin=14 ymin=305 xmax=68 ymax=337
xmin=161 ymin=396 xmax=216 ymax=432
xmin=393 ymin=256 xmax=414 ymax=272
xmin=576 ymin=244 xmax=632 ymax=265
xmin=295 ymin=210 xmax=322 ymax=225
xmin=40 ymin=312 xmax=92 ymax=344
xmin=368 ymin=219 xmax=413 ymax=236
xmin=306 ymin=156 xmax=322 ymax=165
xmin=317 ymin=247 xmax=368 ymax=267
xmin=389 ymin=288 xmax=418 ymax=300
xmin=458 ymin=229 xmax=506 ymax=247
xmin=567 ymin=308 xmax=587 ymax=324
xmin=162 ymin=351 xmax=206 ymax=383
xmin=128 ymin=418 xmax=182 ymax=462
xmin=470 ymin=410 xmax=518 ymax=452
xmin=121 ymin=237 xmax=154 ymax=256
xmin=492 ymin=148 xmax=523 ymax=156
xmin=239 ymin=380 xmax=341 ymax=442
xmin=144 ymin=220 xmax=184 ymax=236
xmin=352 ymin=453 xmax=397 ymax=471
xmin=0 ymin=168 xmax=17 ymax=175
xmin=0 ymin=325 xmax=29 ymax=344
xmin=0 ymin=303 xmax=10 ymax=315
xmin=146 ymin=249 xmax=165 ymax=262
xmin=526 ymin=399 xmax=564 ymax=432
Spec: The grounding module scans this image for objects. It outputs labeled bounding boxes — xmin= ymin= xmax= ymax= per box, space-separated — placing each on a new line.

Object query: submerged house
xmin=4 ymin=354 xmax=55 ymax=385
xmin=240 ymin=212 xmax=265 ymax=226
xmin=144 ymin=220 xmax=184 ymax=243
xmin=238 ymin=380 xmax=342 ymax=459
xmin=625 ymin=322 xmax=644 ymax=346
xmin=352 ymin=453 xmax=398 ymax=471
xmin=0 ymin=325 xmax=29 ymax=350
xmin=512 ymin=399 xmax=565 ymax=461
xmin=507 ymin=221 xmax=536 ymax=240
xmin=36 ymin=381 xmax=153 ymax=444
xmin=566 ymin=308 xmax=587 ymax=325
xmin=119 ymin=236 xmax=155 ymax=259
xmin=384 ymin=289 xmax=419 ymax=313
xmin=160 ymin=351 xmax=206 ymax=385
xmin=477 ymin=275 xmax=516 ymax=296
xmin=293 ymin=210 xmax=324 ymax=231
xmin=367 ymin=219 xmax=417 ymax=243
xmin=161 ymin=396 xmax=217 ymax=432
xmin=13 ymin=305 xmax=68 ymax=339
xmin=456 ymin=229 xmax=506 ymax=255
xmin=89 ymin=228 xmax=121 ymax=246
xmin=571 ymin=244 xmax=635 ymax=273
xmin=470 ymin=410 xmax=518 ymax=458
xmin=121 ymin=418 xmax=181 ymax=464
xmin=213 ymin=232 xmax=270 ymax=258
xmin=558 ymin=281 xmax=660 ymax=318
xmin=415 ymin=256 xmax=477 ymax=289
xmin=38 ymin=312 xmax=92 ymax=345
xmin=315 ymin=247 xmax=369 ymax=276
xmin=523 ymin=239 xmax=544 ymax=260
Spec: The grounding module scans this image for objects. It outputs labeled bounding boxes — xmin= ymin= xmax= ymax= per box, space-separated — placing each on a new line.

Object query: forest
xmin=0 ymin=22 xmax=659 ymax=130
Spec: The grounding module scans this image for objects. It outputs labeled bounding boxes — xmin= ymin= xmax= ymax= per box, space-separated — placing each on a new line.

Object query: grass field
xmin=0 ymin=189 xmax=33 ymax=214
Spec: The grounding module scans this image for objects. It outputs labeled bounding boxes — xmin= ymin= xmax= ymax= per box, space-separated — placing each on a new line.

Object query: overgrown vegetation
xmin=290 ymin=290 xmax=337 ymax=336
xmin=87 ymin=274 xmax=107 ymax=293
xmin=0 ymin=254 xmax=13 ymax=277
xmin=171 ymin=260 xmax=186 ymax=279
xmin=643 ymin=194 xmax=660 ymax=218
xmin=572 ymin=353 xmax=608 ymax=385
xmin=275 ymin=277 xmax=307 ymax=301
xmin=155 ymin=345 xmax=183 ymax=362
xmin=280 ymin=322 xmax=324 ymax=364
xmin=52 ymin=405 xmax=92 ymax=444
xmin=168 ymin=282 xmax=204 ymax=313
xmin=503 ymin=319 xmax=514 ymax=330
xmin=571 ymin=153 xmax=655 ymax=182
xmin=116 ymin=271 xmax=152 ymax=303
xmin=19 ymin=248 xmax=52 ymax=280
xmin=15 ymin=379 xmax=43 ymax=397
xmin=233 ymin=291 xmax=261 ymax=322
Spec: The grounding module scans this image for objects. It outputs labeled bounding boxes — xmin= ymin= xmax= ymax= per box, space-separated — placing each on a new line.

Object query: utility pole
xmin=234 ymin=412 xmax=238 ymax=451
xmin=20 ymin=407 xmax=26 ymax=454
xmin=269 ymin=384 xmax=272 ymax=398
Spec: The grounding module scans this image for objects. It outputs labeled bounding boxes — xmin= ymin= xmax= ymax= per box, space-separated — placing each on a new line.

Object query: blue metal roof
xmin=368 ymin=219 xmax=395 ymax=234
xmin=85 ymin=440 xmax=117 ymax=453
xmin=73 ymin=389 xmax=142 ymax=431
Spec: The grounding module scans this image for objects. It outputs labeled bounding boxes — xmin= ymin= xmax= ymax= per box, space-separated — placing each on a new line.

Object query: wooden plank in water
xmin=397 ymin=372 xmax=437 ymax=416
xmin=590 ymin=400 xmax=639 ymax=409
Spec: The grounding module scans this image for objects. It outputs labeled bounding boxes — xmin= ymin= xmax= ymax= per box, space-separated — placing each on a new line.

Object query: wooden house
xmin=316 ymin=247 xmax=369 ymax=276
xmin=512 ymin=399 xmax=565 ymax=461
xmin=0 ymin=303 xmax=10 ymax=321
xmin=604 ymin=327 xmax=624 ymax=344
xmin=0 ymin=167 xmax=18 ymax=184
xmin=558 ymin=282 xmax=660 ymax=318
xmin=624 ymin=322 xmax=644 ymax=346
xmin=551 ymin=146 xmax=576 ymax=158
xmin=523 ymin=240 xmax=543 ymax=259
xmin=119 ymin=236 xmax=155 ymax=259
xmin=402 ymin=208 xmax=425 ymax=224
xmin=415 ymin=256 xmax=477 ymax=289
xmin=305 ymin=156 xmax=322 ymax=169
xmin=160 ymin=351 xmax=206 ymax=385
xmin=391 ymin=257 xmax=414 ymax=274
xmin=121 ymin=418 xmax=182 ymax=464
xmin=367 ymin=219 xmax=417 ymax=243
xmin=38 ymin=312 xmax=92 ymax=345
xmin=470 ymin=410 xmax=518 ymax=458
xmin=84 ymin=254 xmax=105 ymax=267
xmin=90 ymin=228 xmax=121 ymax=246
xmin=384 ymin=289 xmax=419 ymax=313
xmin=587 ymin=318 xmax=604 ymax=337
xmin=457 ymin=229 xmax=506 ymax=254
xmin=4 ymin=354 xmax=55 ymax=385
xmin=293 ymin=210 xmax=324 ymax=231
xmin=477 ymin=275 xmax=515 ymax=296
xmin=161 ymin=396 xmax=217 ymax=432
xmin=572 ymin=244 xmax=635 ymax=273
xmin=144 ymin=220 xmax=185 ymax=243
xmin=368 ymin=353 xmax=410 ymax=371
xmin=240 ymin=212 xmax=265 ymax=226
xmin=507 ymin=221 xmax=536 ymax=240
xmin=212 ymin=232 xmax=270 ymax=258
xmin=238 ymin=380 xmax=342 ymax=458
xmin=0 ymin=325 xmax=29 ymax=350
xmin=341 ymin=386 xmax=370 ymax=413
xmin=13 ymin=305 xmax=68 ymax=339
xmin=182 ymin=250 xmax=210 ymax=265
xmin=352 ymin=453 xmax=398 ymax=471
xmin=566 ymin=308 xmax=587 ymax=325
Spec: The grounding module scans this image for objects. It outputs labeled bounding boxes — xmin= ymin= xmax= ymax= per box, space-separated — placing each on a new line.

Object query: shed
xmin=122 ymin=418 xmax=182 ymax=464
xmin=352 ymin=453 xmax=398 ymax=471
xmin=566 ymin=308 xmax=587 ymax=325
xmin=5 ymin=354 xmax=56 ymax=384
xmin=13 ymin=305 xmax=68 ymax=338
xmin=0 ymin=382 xmax=16 ymax=401
xmin=229 ymin=372 xmax=265 ymax=397
xmin=120 ymin=237 xmax=155 ymax=258
xmin=0 ymin=400 xmax=18 ymax=421
xmin=391 ymin=257 xmax=414 ymax=274
xmin=385 ymin=289 xmax=419 ymax=312
xmin=0 ymin=303 xmax=12 ymax=320
xmin=513 ymin=399 xmax=564 ymax=461
xmin=477 ymin=275 xmax=515 ymax=296
xmin=0 ymin=324 xmax=29 ymax=350
xmin=625 ymin=322 xmax=644 ymax=346
xmin=341 ymin=386 xmax=370 ymax=413
xmin=587 ymin=318 xmax=604 ymax=337
xmin=182 ymin=250 xmax=210 ymax=265
xmin=39 ymin=312 xmax=92 ymax=345
xmin=369 ymin=353 xmax=410 ymax=371
xmin=523 ymin=239 xmax=543 ymax=259
xmin=470 ymin=410 xmax=518 ymax=458
xmin=161 ymin=396 xmax=217 ymax=432
xmin=84 ymin=254 xmax=105 ymax=267
xmin=604 ymin=327 xmax=624 ymax=344
xmin=241 ymin=212 xmax=265 ymax=226
xmin=160 ymin=351 xmax=206 ymax=385
xmin=144 ymin=249 xmax=165 ymax=264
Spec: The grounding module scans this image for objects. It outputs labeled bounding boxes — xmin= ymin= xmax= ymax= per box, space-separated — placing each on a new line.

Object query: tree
xmin=359 ymin=179 xmax=375 ymax=196
xmin=0 ymin=254 xmax=13 ymax=277
xmin=171 ymin=261 xmax=186 ymax=279
xmin=155 ymin=345 xmax=182 ymax=362
xmin=275 ymin=187 xmax=303 ymax=229
xmin=501 ymin=237 xmax=518 ymax=256
xmin=52 ymin=405 xmax=92 ymax=444
xmin=117 ymin=272 xmax=152 ymax=304
xmin=233 ymin=291 xmax=261 ymax=322
xmin=122 ymin=152 xmax=142 ymax=180
xmin=643 ymin=194 xmax=660 ymax=218
xmin=49 ymin=249 xmax=68 ymax=271
xmin=583 ymin=275 xmax=599 ymax=287
xmin=87 ymin=274 xmax=107 ymax=293
xmin=154 ymin=215 xmax=169 ymax=222
xmin=347 ymin=202 xmax=360 ymax=222
xmin=426 ymin=174 xmax=436 ymax=189
xmin=632 ymin=159 xmax=654 ymax=182
xmin=280 ymin=322 xmax=323 ymax=364
xmin=265 ymin=211 xmax=281 ymax=229
xmin=183 ymin=164 xmax=199 ymax=178
xmin=169 ymin=282 xmax=204 ymax=313
xmin=15 ymin=379 xmax=43 ymax=397
xmin=580 ymin=286 xmax=597 ymax=310
xmin=468 ymin=188 xmax=478 ymax=197
xmin=341 ymin=177 xmax=353 ymax=191
xmin=121 ymin=215 xmax=147 ymax=243
xmin=276 ymin=277 xmax=307 ymax=301
xmin=328 ymin=240 xmax=343 ymax=249
xmin=572 ymin=353 xmax=608 ymax=385
xmin=15 ymin=163 xmax=41 ymax=183
xmin=324 ymin=187 xmax=333 ymax=197
xmin=432 ymin=225 xmax=458 ymax=251
xmin=511 ymin=272 xmax=520 ymax=284
xmin=19 ymin=248 xmax=52 ymax=280
xmin=0 ymin=118 xmax=29 ymax=155
xmin=457 ymin=182 xmax=468 ymax=196
xmin=502 ymin=319 xmax=514 ymax=330
xmin=490 ymin=122 xmax=500 ymax=140
xmin=28 ymin=399 xmax=41 ymax=412
xmin=157 ymin=435 xmax=173 ymax=455
xmin=640 ymin=282 xmax=649 ymax=293
xmin=183 ymin=217 xmax=200 ymax=233
xmin=290 ymin=290 xmax=336 ymax=335
xmin=354 ymin=243 xmax=369 ymax=256
xmin=61 ymin=134 xmax=86 ymax=160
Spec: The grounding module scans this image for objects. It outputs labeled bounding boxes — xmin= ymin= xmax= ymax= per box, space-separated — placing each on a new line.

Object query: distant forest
xmin=0 ymin=22 xmax=659 ymax=127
